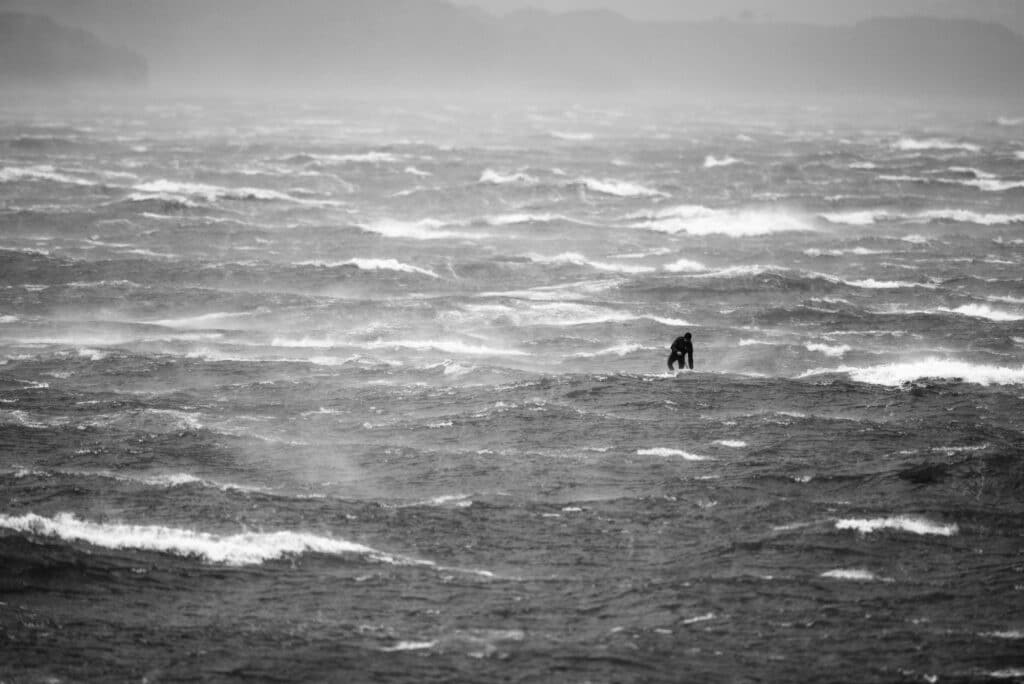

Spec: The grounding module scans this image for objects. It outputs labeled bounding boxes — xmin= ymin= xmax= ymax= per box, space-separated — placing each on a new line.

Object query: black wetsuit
xmin=667 ymin=335 xmax=693 ymax=370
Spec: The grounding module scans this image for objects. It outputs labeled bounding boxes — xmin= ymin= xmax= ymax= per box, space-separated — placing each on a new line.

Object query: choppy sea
xmin=1 ymin=97 xmax=1023 ymax=683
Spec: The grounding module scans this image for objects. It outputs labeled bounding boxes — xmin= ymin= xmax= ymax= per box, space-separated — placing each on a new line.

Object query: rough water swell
xmin=1 ymin=99 xmax=1023 ymax=683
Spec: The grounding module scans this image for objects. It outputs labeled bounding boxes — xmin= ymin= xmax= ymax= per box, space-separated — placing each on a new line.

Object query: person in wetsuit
xmin=667 ymin=332 xmax=693 ymax=370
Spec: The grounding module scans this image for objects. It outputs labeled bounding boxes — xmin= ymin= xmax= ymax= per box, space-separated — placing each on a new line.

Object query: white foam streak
xmin=637 ymin=448 xmax=709 ymax=461
xmin=802 ymin=358 xmax=1024 ymax=386
xmin=821 ymin=569 xmax=887 ymax=582
xmin=0 ymin=512 xmax=407 ymax=567
xmin=133 ymin=179 xmax=294 ymax=202
xmin=530 ymin=252 xmax=656 ymax=274
xmin=149 ymin=311 xmax=255 ymax=329
xmin=571 ymin=343 xmax=656 ymax=358
xmin=0 ymin=164 xmax=96 ymax=186
xmin=703 ymin=155 xmax=741 ymax=168
xmin=299 ymin=258 xmax=439 ymax=278
xmin=893 ymin=137 xmax=980 ymax=153
xmin=550 ymin=131 xmax=595 ymax=141
xmin=940 ymin=304 xmax=1023 ymax=322
xmin=357 ymin=218 xmax=479 ymax=241
xmin=663 ymin=258 xmax=708 ymax=272
xmin=805 ymin=342 xmax=851 ymax=358
xmin=835 ymin=516 xmax=958 ymax=536
xmin=632 ymin=205 xmax=814 ymax=236
xmin=576 ymin=177 xmax=666 ymax=198
xmin=364 ymin=338 xmax=528 ymax=357
xmin=479 ymin=169 xmax=538 ymax=185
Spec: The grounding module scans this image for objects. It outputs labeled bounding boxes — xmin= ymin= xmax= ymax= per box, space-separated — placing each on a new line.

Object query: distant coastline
xmin=0 ymin=12 xmax=147 ymax=88
xmin=1 ymin=1 xmax=1021 ymax=100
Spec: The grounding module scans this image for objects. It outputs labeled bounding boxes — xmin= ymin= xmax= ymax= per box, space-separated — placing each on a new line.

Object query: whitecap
xmin=714 ymin=440 xmax=747 ymax=448
xmin=637 ymin=448 xmax=709 ymax=461
xmin=938 ymin=304 xmax=1023 ymax=322
xmin=849 ymin=161 xmax=877 ymax=170
xmin=298 ymin=258 xmax=439 ymax=278
xmin=0 ymin=164 xmax=96 ymax=186
xmin=362 ymin=338 xmax=529 ymax=357
xmin=818 ymin=210 xmax=891 ymax=226
xmin=632 ymin=205 xmax=814 ymax=236
xmin=148 ymin=311 xmax=255 ymax=329
xmin=987 ymin=670 xmax=1024 ymax=680
xmin=805 ymin=342 xmax=851 ymax=358
xmin=893 ymin=137 xmax=980 ymax=153
xmin=682 ymin=612 xmax=716 ymax=624
xmin=663 ymin=258 xmax=707 ymax=272
xmin=550 ymin=131 xmax=595 ymax=141
xmin=319 ymin=151 xmax=402 ymax=164
xmin=2 ymin=512 xmax=496 ymax=576
xmin=802 ymin=358 xmax=1024 ymax=387
xmin=820 ymin=568 xmax=888 ymax=582
xmin=479 ymin=169 xmax=538 ymax=185
xmin=913 ymin=209 xmax=1024 ymax=225
xmin=529 ymin=252 xmax=656 ymax=274
xmin=835 ymin=516 xmax=958 ymax=536
xmin=484 ymin=213 xmax=575 ymax=226
xmin=703 ymin=155 xmax=741 ymax=168
xmin=133 ymin=179 xmax=295 ymax=202
xmin=844 ymin=279 xmax=935 ymax=290
xmin=570 ymin=343 xmax=657 ymax=358
xmin=356 ymin=218 xmax=479 ymax=241
xmin=981 ymin=630 xmax=1024 ymax=640
xmin=403 ymin=166 xmax=432 ymax=177
xmin=576 ymin=177 xmax=666 ymax=199
xmin=379 ymin=641 xmax=438 ymax=652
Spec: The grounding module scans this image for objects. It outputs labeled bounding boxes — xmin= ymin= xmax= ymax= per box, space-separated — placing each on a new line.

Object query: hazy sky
xmin=455 ymin=0 xmax=1015 ymax=26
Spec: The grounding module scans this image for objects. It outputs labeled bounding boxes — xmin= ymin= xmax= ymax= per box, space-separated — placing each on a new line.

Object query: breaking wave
xmin=575 ymin=177 xmax=666 ymax=198
xmin=298 ymin=258 xmax=439 ymax=278
xmin=0 ymin=512 xmax=496 ymax=576
xmin=703 ymin=155 xmax=741 ymax=168
xmin=630 ymin=205 xmax=814 ymax=236
xmin=835 ymin=516 xmax=958 ymax=536
xmin=802 ymin=358 xmax=1024 ymax=387
xmin=892 ymin=137 xmax=980 ymax=153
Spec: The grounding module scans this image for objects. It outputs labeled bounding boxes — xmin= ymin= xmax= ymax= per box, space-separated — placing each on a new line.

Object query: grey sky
xmin=456 ymin=0 xmax=1021 ymax=30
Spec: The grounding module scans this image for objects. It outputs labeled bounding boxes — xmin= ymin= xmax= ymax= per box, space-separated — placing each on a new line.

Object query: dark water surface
xmin=1 ymin=98 xmax=1023 ymax=682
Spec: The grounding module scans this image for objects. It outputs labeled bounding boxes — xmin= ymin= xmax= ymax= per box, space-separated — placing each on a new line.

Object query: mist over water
xmin=1 ymin=94 xmax=1023 ymax=682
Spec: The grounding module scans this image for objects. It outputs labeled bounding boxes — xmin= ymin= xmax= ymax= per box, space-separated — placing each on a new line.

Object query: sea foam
xmin=893 ymin=137 xmax=981 ymax=153
xmin=299 ymin=258 xmax=439 ymax=278
xmin=357 ymin=218 xmax=479 ymax=241
xmin=803 ymin=358 xmax=1024 ymax=387
xmin=703 ymin=155 xmax=741 ymax=168
xmin=631 ymin=205 xmax=814 ymax=236
xmin=835 ymin=516 xmax=958 ymax=536
xmin=637 ymin=448 xmax=709 ymax=461
xmin=0 ymin=512 xmax=413 ymax=567
xmin=821 ymin=568 xmax=889 ymax=582
xmin=529 ymin=252 xmax=656 ymax=274
xmin=576 ymin=177 xmax=666 ymax=198
xmin=133 ymin=179 xmax=294 ymax=202
xmin=479 ymin=169 xmax=538 ymax=185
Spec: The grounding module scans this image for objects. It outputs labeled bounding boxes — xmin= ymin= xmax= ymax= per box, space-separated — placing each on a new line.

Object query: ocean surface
xmin=1 ymin=97 xmax=1023 ymax=683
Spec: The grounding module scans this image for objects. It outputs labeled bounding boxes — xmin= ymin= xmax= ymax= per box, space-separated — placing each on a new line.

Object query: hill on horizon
xmin=1 ymin=0 xmax=1022 ymax=101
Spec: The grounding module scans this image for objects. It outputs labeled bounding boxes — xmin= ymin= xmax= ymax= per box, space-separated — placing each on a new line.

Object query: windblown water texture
xmin=1 ymin=98 xmax=1023 ymax=682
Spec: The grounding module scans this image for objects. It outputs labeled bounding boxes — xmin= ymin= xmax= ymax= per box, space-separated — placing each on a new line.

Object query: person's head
xmin=683 ymin=332 xmax=691 ymax=340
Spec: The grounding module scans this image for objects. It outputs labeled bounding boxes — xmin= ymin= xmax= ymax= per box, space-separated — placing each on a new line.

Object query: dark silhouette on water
xmin=668 ymin=332 xmax=693 ymax=370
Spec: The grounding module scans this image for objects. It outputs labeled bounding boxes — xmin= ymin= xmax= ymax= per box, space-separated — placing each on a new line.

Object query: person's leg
xmin=667 ymin=352 xmax=677 ymax=370
xmin=686 ymin=351 xmax=693 ymax=369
